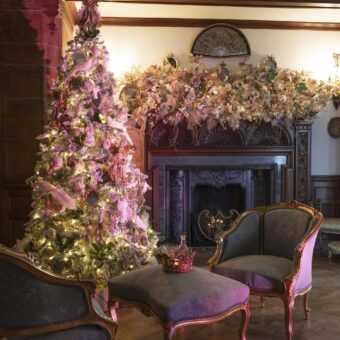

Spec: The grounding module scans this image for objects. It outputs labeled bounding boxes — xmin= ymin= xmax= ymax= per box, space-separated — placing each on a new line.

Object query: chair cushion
xmin=214 ymin=255 xmax=293 ymax=293
xmin=108 ymin=265 xmax=249 ymax=323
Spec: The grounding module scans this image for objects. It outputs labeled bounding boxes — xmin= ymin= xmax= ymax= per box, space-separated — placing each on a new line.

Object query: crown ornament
xmin=155 ymin=233 xmax=195 ymax=273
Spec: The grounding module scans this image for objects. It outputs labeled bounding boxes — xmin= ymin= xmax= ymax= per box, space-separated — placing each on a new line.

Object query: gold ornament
xmin=40 ymin=246 xmax=55 ymax=258
xmin=35 ymin=236 xmax=47 ymax=249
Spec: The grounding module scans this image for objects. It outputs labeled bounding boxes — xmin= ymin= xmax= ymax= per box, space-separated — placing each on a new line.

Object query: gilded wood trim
xmin=0 ymin=246 xmax=117 ymax=338
xmin=108 ymin=295 xmax=250 ymax=339
xmin=208 ymin=211 xmax=254 ymax=269
xmin=100 ymin=17 xmax=340 ymax=31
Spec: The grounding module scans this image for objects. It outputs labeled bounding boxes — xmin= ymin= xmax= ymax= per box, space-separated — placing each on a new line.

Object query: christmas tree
xmin=16 ymin=0 xmax=157 ymax=287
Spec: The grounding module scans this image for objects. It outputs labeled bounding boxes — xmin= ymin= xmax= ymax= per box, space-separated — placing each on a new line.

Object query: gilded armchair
xmin=209 ymin=201 xmax=323 ymax=340
xmin=0 ymin=246 xmax=116 ymax=339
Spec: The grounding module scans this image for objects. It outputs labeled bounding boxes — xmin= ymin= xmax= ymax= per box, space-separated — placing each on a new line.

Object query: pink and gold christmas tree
xmin=16 ymin=0 xmax=157 ymax=286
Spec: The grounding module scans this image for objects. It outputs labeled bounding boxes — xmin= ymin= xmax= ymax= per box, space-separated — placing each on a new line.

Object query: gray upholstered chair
xmin=209 ymin=201 xmax=323 ymax=340
xmin=0 ymin=246 xmax=116 ymax=339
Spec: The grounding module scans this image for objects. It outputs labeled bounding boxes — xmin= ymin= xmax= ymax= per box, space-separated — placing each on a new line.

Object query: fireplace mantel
xmin=144 ymin=119 xmax=313 ymax=243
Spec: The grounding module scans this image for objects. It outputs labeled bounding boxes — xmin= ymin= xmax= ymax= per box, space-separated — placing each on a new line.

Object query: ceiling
xmin=70 ymin=0 xmax=340 ymax=22
xmin=68 ymin=0 xmax=340 ymax=8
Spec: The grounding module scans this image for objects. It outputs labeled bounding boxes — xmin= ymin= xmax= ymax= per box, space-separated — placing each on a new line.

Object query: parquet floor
xmin=115 ymin=257 xmax=340 ymax=340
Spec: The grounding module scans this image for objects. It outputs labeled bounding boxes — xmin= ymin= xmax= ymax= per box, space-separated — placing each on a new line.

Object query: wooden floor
xmin=114 ymin=257 xmax=340 ymax=340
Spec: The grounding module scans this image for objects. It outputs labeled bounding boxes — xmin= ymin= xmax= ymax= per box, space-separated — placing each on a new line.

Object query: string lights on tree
xmin=16 ymin=0 xmax=158 ymax=287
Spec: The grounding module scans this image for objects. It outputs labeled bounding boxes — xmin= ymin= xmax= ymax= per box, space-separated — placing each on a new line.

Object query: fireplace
xmin=192 ymin=183 xmax=245 ymax=218
xmin=145 ymin=120 xmax=313 ymax=246
xmin=167 ymin=167 xmax=272 ymax=246
xmin=191 ymin=183 xmax=245 ymax=247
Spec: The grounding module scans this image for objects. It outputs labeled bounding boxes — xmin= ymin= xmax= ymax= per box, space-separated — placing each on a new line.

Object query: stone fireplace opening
xmin=193 ymin=184 xmax=245 ymax=216
xmin=166 ymin=167 xmax=273 ymax=247
xmin=190 ymin=184 xmax=245 ymax=247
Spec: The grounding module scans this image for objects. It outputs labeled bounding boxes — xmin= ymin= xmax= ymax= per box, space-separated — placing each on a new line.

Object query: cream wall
xmin=72 ymin=1 xmax=340 ymax=175
xmin=100 ymin=26 xmax=339 ymax=81
xmin=98 ymin=25 xmax=340 ymax=175
xmin=61 ymin=2 xmax=75 ymax=54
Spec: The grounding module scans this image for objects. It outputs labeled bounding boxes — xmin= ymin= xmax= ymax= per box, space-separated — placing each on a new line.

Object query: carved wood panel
xmin=294 ymin=121 xmax=312 ymax=202
xmin=311 ymin=176 xmax=340 ymax=218
xmin=127 ymin=127 xmax=145 ymax=171
xmin=0 ymin=1 xmax=62 ymax=246
xmin=168 ymin=170 xmax=186 ymax=243
xmin=148 ymin=120 xmax=293 ymax=148
xmin=0 ymin=184 xmax=31 ymax=247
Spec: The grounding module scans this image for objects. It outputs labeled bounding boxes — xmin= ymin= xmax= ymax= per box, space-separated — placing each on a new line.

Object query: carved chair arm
xmin=208 ymin=223 xmax=240 ymax=269
xmin=284 ymin=214 xmax=323 ymax=295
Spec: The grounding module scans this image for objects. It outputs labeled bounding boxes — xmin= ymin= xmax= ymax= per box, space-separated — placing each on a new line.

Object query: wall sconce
xmin=333 ymin=53 xmax=340 ymax=110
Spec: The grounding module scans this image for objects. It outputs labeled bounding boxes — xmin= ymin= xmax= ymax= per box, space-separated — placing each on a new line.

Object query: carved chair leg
xmin=108 ymin=300 xmax=119 ymax=323
xmin=283 ymin=297 xmax=295 ymax=340
xmin=163 ymin=324 xmax=175 ymax=340
xmin=260 ymin=296 xmax=265 ymax=308
xmin=328 ymin=249 xmax=333 ymax=260
xmin=239 ymin=302 xmax=250 ymax=340
xmin=303 ymin=292 xmax=311 ymax=320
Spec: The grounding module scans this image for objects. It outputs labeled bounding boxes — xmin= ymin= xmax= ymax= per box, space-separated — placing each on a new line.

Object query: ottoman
xmin=328 ymin=241 xmax=340 ymax=259
xmin=108 ymin=265 xmax=250 ymax=340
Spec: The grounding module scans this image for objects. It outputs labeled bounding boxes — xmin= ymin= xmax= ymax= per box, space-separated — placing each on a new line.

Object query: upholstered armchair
xmin=209 ymin=201 xmax=323 ymax=340
xmin=0 ymin=246 xmax=116 ymax=339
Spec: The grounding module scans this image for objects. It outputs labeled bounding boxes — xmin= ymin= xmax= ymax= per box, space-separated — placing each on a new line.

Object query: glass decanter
xmin=176 ymin=233 xmax=189 ymax=256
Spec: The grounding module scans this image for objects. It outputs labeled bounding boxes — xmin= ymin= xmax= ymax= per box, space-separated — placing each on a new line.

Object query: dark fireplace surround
xmin=145 ymin=119 xmax=312 ymax=246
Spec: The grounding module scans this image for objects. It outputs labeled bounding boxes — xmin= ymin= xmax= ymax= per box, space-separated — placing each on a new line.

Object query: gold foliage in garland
xmin=120 ymin=56 xmax=339 ymax=138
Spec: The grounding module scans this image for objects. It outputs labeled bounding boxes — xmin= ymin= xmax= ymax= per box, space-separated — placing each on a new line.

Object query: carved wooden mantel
xmin=144 ymin=119 xmax=313 ymax=241
xmin=294 ymin=120 xmax=313 ymax=202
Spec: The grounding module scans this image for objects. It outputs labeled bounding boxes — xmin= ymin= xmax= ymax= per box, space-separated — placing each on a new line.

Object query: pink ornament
xmin=64 ymin=58 xmax=93 ymax=85
xmin=117 ymin=199 xmax=129 ymax=223
xmin=83 ymin=80 xmax=94 ymax=93
xmin=92 ymin=85 xmax=101 ymax=99
xmin=50 ymin=156 xmax=63 ymax=171
xmin=107 ymin=117 xmax=132 ymax=145
xmin=84 ymin=123 xmax=96 ymax=146
xmin=102 ymin=138 xmax=111 ymax=150
xmin=134 ymin=215 xmax=147 ymax=231
xmin=52 ymin=188 xmax=77 ymax=210
xmin=68 ymin=176 xmax=85 ymax=194
xmin=38 ymin=180 xmax=76 ymax=210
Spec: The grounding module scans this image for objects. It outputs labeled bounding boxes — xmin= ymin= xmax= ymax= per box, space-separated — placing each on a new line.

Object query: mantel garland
xmin=121 ymin=56 xmax=339 ymax=144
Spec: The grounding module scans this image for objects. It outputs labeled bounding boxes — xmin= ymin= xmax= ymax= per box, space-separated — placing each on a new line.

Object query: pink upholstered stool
xmin=108 ymin=265 xmax=250 ymax=340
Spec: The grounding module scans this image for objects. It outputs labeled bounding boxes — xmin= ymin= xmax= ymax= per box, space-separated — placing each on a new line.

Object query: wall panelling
xmin=0 ymin=0 xmax=62 ymax=246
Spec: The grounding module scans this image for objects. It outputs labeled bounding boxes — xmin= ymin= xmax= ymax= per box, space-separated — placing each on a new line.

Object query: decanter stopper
xmin=176 ymin=233 xmax=189 ymax=255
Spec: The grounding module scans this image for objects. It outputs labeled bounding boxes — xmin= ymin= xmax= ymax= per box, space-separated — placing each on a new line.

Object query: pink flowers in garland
xmin=121 ymin=56 xmax=336 ymax=140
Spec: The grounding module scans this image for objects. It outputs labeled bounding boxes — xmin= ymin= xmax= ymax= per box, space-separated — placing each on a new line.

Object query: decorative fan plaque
xmin=191 ymin=24 xmax=251 ymax=58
